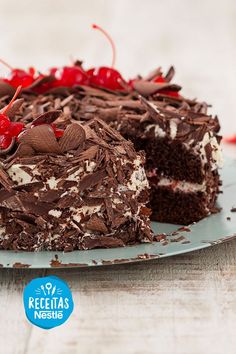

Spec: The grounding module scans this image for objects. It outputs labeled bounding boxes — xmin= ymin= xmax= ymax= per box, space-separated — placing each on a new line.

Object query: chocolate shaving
xmin=79 ymin=169 xmax=107 ymax=192
xmin=77 ymin=145 xmax=98 ymax=161
xmin=30 ymin=110 xmax=62 ymax=126
xmin=59 ymin=123 xmax=85 ymax=152
xmin=0 ymin=80 xmax=15 ymax=97
xmin=6 ymin=143 xmax=35 ymax=161
xmin=0 ymin=138 xmax=15 ymax=156
xmin=133 ymin=80 xmax=181 ymax=97
xmin=0 ymin=167 xmax=14 ymax=191
xmin=26 ymin=75 xmax=55 ymax=90
xmin=143 ymin=67 xmax=162 ymax=81
xmin=164 ymin=66 xmax=175 ymax=82
xmin=19 ymin=124 xmax=62 ymax=154
xmin=85 ymin=214 xmax=108 ymax=233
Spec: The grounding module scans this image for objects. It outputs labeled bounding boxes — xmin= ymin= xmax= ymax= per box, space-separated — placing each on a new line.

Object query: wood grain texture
xmin=0 ymin=0 xmax=236 ymax=352
xmin=1 ymin=240 xmax=236 ymax=354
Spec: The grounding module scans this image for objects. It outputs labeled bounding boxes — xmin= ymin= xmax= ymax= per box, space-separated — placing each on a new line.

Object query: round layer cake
xmin=0 ymin=114 xmax=153 ymax=251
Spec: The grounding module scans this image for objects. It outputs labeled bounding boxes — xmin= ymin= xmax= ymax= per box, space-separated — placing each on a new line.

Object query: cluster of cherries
xmin=0 ymin=25 xmax=183 ymax=151
xmin=1 ymin=25 xmax=179 ymax=95
xmin=0 ymin=86 xmax=64 ymax=150
xmin=0 ymin=86 xmax=25 ymax=149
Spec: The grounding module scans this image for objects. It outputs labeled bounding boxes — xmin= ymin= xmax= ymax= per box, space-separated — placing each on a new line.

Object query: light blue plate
xmin=0 ymin=157 xmax=235 ymax=268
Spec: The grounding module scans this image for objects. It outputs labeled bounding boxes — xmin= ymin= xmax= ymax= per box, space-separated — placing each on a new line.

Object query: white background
xmin=0 ymin=0 xmax=235 ymax=135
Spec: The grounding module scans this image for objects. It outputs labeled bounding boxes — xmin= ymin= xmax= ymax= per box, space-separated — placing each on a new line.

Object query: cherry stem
xmin=2 ymin=85 xmax=22 ymax=115
xmin=0 ymin=58 xmax=13 ymax=71
xmin=92 ymin=24 xmax=116 ymax=67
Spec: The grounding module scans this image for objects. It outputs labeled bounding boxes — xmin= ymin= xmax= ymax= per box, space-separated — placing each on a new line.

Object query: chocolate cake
xmin=0 ymin=63 xmax=222 ymax=226
xmin=0 ymin=106 xmax=153 ymax=251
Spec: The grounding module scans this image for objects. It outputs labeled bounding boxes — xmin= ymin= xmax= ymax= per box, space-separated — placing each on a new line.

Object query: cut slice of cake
xmin=0 ymin=110 xmax=153 ymax=251
xmin=117 ymin=96 xmax=222 ymax=224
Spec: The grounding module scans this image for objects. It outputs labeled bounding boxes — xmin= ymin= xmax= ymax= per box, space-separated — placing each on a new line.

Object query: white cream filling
xmin=194 ymin=132 xmax=223 ymax=171
xmin=48 ymin=209 xmax=62 ymax=218
xmin=127 ymin=165 xmax=149 ymax=193
xmin=7 ymin=164 xmax=40 ymax=185
xmin=169 ymin=120 xmax=178 ymax=139
xmin=145 ymin=124 xmax=166 ymax=138
xmin=70 ymin=205 xmax=102 ymax=224
xmin=157 ymin=177 xmax=207 ymax=193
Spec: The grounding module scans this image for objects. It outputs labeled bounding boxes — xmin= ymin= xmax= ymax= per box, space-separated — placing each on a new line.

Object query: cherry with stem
xmin=87 ymin=24 xmax=126 ymax=91
xmin=0 ymin=59 xmax=35 ymax=88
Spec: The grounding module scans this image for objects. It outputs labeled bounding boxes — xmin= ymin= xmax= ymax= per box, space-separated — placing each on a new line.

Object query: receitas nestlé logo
xmin=23 ymin=276 xmax=74 ymax=329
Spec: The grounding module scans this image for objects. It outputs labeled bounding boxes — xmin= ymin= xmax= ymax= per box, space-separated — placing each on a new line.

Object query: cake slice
xmin=116 ymin=96 xmax=222 ymax=224
xmin=0 ymin=110 xmax=153 ymax=251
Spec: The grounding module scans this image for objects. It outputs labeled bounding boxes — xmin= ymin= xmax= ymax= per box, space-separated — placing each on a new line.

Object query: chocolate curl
xmin=0 ymin=138 xmax=15 ymax=156
xmin=0 ymin=80 xmax=15 ymax=97
xmin=0 ymin=167 xmax=14 ymax=191
xmin=19 ymin=124 xmax=62 ymax=154
xmin=26 ymin=74 xmax=55 ymax=90
xmin=30 ymin=110 xmax=62 ymax=126
xmin=133 ymin=80 xmax=181 ymax=97
xmin=5 ymin=143 xmax=35 ymax=162
xmin=164 ymin=66 xmax=175 ymax=82
xmin=59 ymin=123 xmax=86 ymax=152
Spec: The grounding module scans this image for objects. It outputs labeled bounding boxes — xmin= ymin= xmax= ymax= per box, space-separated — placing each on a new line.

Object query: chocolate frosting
xmin=0 ymin=65 xmax=220 ymax=151
xmin=0 ymin=115 xmax=153 ymax=251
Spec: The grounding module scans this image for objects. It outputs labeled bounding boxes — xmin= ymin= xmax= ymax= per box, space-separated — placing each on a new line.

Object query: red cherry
xmin=0 ymin=86 xmax=23 ymax=150
xmin=51 ymin=124 xmax=64 ymax=138
xmin=0 ymin=59 xmax=35 ymax=88
xmin=51 ymin=66 xmax=89 ymax=88
xmin=0 ymin=134 xmax=12 ymax=149
xmin=6 ymin=69 xmax=34 ymax=88
xmin=154 ymin=76 xmax=166 ymax=83
xmin=0 ymin=114 xmax=11 ymax=134
xmin=128 ymin=79 xmax=135 ymax=88
xmin=54 ymin=128 xmax=64 ymax=138
xmin=49 ymin=67 xmax=58 ymax=76
xmin=6 ymin=122 xmax=25 ymax=137
xmin=0 ymin=85 xmax=22 ymax=136
xmin=87 ymin=67 xmax=125 ymax=90
xmin=88 ymin=24 xmax=126 ymax=91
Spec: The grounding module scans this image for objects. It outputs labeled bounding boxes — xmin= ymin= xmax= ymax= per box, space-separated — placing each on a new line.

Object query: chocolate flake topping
xmin=59 ymin=123 xmax=85 ymax=152
xmin=19 ymin=125 xmax=62 ymax=154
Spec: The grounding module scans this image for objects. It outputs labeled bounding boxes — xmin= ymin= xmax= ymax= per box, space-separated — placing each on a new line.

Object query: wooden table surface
xmin=0 ymin=0 xmax=236 ymax=353
xmin=1 ymin=240 xmax=236 ymax=354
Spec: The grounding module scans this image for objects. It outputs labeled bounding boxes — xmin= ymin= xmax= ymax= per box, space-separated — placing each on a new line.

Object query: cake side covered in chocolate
xmin=0 ymin=115 xmax=153 ymax=251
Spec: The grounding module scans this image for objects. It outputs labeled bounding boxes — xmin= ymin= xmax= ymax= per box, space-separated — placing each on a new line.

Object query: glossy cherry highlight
xmin=0 ymin=134 xmax=13 ymax=149
xmin=51 ymin=65 xmax=89 ymax=88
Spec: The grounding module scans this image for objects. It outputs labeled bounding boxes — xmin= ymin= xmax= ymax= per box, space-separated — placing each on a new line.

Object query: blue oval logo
xmin=23 ymin=276 xmax=74 ymax=329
